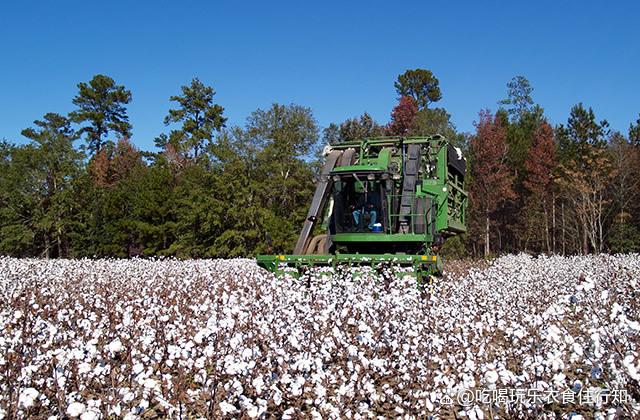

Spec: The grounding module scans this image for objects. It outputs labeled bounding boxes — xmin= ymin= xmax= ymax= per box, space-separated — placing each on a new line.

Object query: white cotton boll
xmin=290 ymin=376 xmax=306 ymax=396
xmin=315 ymin=384 xmax=327 ymax=399
xmin=229 ymin=335 xmax=241 ymax=350
xmin=484 ymin=370 xmax=498 ymax=385
xmin=273 ymin=388 xmax=283 ymax=406
xmin=572 ymin=343 xmax=584 ymax=357
xmin=627 ymin=320 xmax=640 ymax=332
xmin=80 ymin=410 xmax=100 ymax=420
xmin=425 ymin=398 xmax=434 ymax=412
xmin=225 ymin=361 xmax=242 ymax=375
xmin=242 ymin=348 xmax=253 ymax=361
xmin=610 ymin=303 xmax=623 ymax=321
xmin=67 ymin=402 xmax=86 ymax=418
xmin=193 ymin=328 xmax=208 ymax=344
xmin=289 ymin=335 xmax=300 ymax=349
xmin=464 ymin=359 xmax=475 ymax=372
xmin=252 ymin=376 xmax=264 ymax=394
xmin=143 ymin=378 xmax=158 ymax=390
xmin=546 ymin=325 xmax=562 ymax=342
xmin=551 ymin=357 xmax=565 ymax=372
xmin=122 ymin=391 xmax=135 ymax=403
xmin=220 ymin=401 xmax=238 ymax=415
xmin=552 ymin=373 xmax=566 ymax=388
xmin=245 ymin=402 xmax=259 ymax=418
xmin=132 ymin=363 xmax=144 ymax=375
xmin=623 ymin=355 xmax=640 ymax=381
xmin=107 ymin=339 xmax=123 ymax=354
xmin=282 ymin=408 xmax=296 ymax=420
xmin=332 ymin=326 xmax=341 ymax=338
xmin=194 ymin=357 xmax=205 ymax=370
xmin=467 ymin=405 xmax=484 ymax=420
xmin=18 ymin=387 xmax=39 ymax=408
xmin=513 ymin=328 xmax=526 ymax=340
xmin=87 ymin=399 xmax=101 ymax=409
xmin=77 ymin=362 xmax=91 ymax=375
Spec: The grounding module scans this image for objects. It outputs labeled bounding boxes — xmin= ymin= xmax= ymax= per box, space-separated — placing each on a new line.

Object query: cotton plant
xmin=0 ymin=254 xmax=638 ymax=418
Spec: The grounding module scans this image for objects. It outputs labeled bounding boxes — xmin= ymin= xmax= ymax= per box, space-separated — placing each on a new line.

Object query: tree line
xmin=1 ymin=70 xmax=639 ymax=259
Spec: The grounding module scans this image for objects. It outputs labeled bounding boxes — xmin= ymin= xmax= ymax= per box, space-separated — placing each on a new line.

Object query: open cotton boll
xmin=106 ymin=339 xmax=123 ymax=354
xmin=66 ymin=402 xmax=86 ymax=418
xmin=18 ymin=388 xmax=39 ymax=408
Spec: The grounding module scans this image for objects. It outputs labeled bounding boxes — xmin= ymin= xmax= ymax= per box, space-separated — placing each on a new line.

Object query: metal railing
xmin=386 ymin=193 xmax=431 ymax=235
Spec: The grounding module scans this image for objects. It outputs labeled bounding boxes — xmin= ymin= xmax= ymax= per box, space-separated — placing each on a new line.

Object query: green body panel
xmin=332 ymin=165 xmax=386 ymax=173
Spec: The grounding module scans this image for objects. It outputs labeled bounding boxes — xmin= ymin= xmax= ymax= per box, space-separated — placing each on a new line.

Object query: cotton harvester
xmin=256 ymin=135 xmax=467 ymax=280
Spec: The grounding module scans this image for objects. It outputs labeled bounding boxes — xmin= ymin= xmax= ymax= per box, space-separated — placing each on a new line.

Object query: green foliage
xmin=608 ymin=222 xmax=640 ymax=253
xmin=505 ymin=106 xmax=545 ymax=183
xmin=160 ymin=78 xmax=227 ymax=159
xmin=322 ymin=113 xmax=383 ymax=144
xmin=69 ymin=74 xmax=132 ymax=154
xmin=498 ymin=75 xmax=534 ymax=121
xmin=0 ymin=114 xmax=83 ymax=257
xmin=629 ymin=114 xmax=640 ymax=146
xmin=440 ymin=235 xmax=469 ymax=260
xmin=394 ymin=69 xmax=442 ymax=109
xmin=413 ymin=107 xmax=458 ymax=139
xmin=557 ymin=103 xmax=609 ymax=163
xmin=1 ymin=73 xmax=639 ymax=261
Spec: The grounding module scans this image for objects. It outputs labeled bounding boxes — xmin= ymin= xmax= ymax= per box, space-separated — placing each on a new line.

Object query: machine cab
xmin=330 ymin=172 xmax=386 ymax=233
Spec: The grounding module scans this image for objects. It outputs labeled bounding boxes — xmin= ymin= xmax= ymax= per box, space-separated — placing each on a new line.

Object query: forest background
xmin=2 ymin=69 xmax=639 ymax=259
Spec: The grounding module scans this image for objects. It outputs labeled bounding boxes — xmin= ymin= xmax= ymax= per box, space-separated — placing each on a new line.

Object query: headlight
xmin=367 ymin=173 xmax=376 ymax=180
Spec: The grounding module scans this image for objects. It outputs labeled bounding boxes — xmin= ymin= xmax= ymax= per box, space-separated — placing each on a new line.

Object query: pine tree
xmin=70 ymin=74 xmax=132 ymax=154
xmin=161 ymin=78 xmax=226 ymax=159
xmin=394 ymin=69 xmax=442 ymax=109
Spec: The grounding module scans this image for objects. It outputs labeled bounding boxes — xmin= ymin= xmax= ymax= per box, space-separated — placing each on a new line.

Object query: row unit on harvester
xmin=257 ymin=135 xmax=468 ymax=279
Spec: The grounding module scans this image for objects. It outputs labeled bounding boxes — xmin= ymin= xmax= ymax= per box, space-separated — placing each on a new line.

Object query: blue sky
xmin=1 ymin=1 xmax=638 ymax=151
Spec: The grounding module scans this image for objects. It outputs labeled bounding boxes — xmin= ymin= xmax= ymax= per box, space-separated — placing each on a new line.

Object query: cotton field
xmin=0 ymin=255 xmax=639 ymax=419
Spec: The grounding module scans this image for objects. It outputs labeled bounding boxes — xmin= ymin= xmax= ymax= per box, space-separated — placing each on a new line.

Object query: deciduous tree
xmin=322 ymin=113 xmax=383 ymax=143
xmin=387 ymin=96 xmax=418 ymax=135
xmin=469 ymin=110 xmax=516 ymax=257
xmin=522 ymin=121 xmax=556 ymax=252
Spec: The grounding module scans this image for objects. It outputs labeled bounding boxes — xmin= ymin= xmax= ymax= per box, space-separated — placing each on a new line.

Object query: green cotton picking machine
xmin=257 ymin=135 xmax=467 ymax=280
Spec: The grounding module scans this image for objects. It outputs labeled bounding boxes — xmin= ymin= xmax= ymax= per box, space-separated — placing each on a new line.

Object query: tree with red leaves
xmin=89 ymin=138 xmax=143 ymax=187
xmin=469 ymin=110 xmax=516 ymax=256
xmin=387 ymin=96 xmax=418 ymax=136
xmin=523 ymin=121 xmax=557 ymax=252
